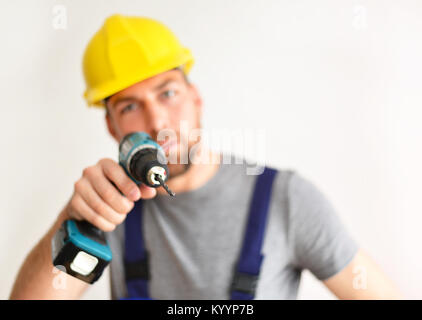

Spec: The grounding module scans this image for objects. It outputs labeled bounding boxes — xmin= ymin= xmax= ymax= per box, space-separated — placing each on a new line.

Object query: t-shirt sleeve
xmin=287 ymin=171 xmax=359 ymax=280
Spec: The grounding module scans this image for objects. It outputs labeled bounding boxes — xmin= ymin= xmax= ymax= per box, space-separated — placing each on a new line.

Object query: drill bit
xmin=155 ymin=174 xmax=176 ymax=197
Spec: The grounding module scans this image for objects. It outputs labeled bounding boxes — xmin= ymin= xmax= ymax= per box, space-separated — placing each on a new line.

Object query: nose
xmin=143 ymin=99 xmax=170 ymax=134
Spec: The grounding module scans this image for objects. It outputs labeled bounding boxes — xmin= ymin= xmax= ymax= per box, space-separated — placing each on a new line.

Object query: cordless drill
xmin=52 ymin=132 xmax=175 ymax=284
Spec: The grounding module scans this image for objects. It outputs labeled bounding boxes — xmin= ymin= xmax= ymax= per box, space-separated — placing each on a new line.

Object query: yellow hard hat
xmin=82 ymin=14 xmax=194 ymax=107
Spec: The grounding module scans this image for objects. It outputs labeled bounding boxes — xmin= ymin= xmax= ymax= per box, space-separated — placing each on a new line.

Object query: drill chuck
xmin=126 ymin=146 xmax=168 ymax=187
xmin=119 ymin=132 xmax=174 ymax=195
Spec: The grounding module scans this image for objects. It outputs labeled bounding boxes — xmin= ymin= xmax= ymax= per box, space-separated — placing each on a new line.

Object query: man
xmin=10 ymin=14 xmax=402 ymax=300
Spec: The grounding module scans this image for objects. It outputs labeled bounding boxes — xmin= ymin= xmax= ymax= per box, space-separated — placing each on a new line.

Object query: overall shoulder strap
xmin=230 ymin=166 xmax=278 ymax=300
xmin=123 ymin=199 xmax=151 ymax=299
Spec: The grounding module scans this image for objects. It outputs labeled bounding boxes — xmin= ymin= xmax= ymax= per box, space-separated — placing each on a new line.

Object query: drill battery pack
xmin=52 ymin=220 xmax=112 ymax=284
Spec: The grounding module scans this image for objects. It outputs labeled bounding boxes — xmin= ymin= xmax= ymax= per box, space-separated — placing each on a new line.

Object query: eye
xmin=120 ymin=103 xmax=138 ymax=114
xmin=160 ymin=89 xmax=176 ymax=99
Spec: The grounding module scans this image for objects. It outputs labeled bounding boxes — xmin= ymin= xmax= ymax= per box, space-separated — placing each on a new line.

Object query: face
xmin=106 ymin=69 xmax=203 ymax=178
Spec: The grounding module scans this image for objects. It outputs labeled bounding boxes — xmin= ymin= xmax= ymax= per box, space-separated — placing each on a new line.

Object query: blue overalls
xmin=122 ymin=167 xmax=277 ymax=300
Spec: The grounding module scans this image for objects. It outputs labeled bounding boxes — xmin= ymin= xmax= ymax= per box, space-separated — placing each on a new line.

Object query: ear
xmin=106 ymin=113 xmax=119 ymax=143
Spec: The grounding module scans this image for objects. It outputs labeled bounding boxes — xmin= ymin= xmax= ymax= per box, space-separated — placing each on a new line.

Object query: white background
xmin=1 ymin=0 xmax=421 ymax=299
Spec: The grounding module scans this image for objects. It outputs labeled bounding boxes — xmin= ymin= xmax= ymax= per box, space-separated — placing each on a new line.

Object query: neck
xmin=156 ymin=144 xmax=222 ymax=196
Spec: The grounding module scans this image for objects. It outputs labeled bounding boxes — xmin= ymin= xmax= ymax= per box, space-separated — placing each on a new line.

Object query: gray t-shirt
xmin=106 ymin=156 xmax=359 ymax=299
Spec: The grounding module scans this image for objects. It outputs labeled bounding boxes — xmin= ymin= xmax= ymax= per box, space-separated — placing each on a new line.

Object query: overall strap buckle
xmin=231 ymin=271 xmax=259 ymax=296
xmin=125 ymin=254 xmax=150 ymax=281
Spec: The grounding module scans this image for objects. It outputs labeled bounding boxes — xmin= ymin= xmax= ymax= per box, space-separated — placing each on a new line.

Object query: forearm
xmin=9 ymin=205 xmax=89 ymax=300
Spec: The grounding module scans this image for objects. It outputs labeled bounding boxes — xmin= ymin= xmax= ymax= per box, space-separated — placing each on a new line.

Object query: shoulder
xmin=259 ymin=164 xmax=296 ymax=201
xmin=266 ymin=167 xmax=337 ymax=226
xmin=285 ymin=171 xmax=337 ymax=222
xmin=228 ymin=159 xmax=328 ymax=212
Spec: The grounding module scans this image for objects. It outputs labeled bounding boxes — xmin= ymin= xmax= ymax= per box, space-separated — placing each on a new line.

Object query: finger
xmin=77 ymin=178 xmax=128 ymax=225
xmin=69 ymin=194 xmax=116 ymax=232
xmin=67 ymin=197 xmax=83 ymax=221
xmin=139 ymin=184 xmax=157 ymax=199
xmin=84 ymin=166 xmax=134 ymax=214
xmin=101 ymin=159 xmax=141 ymax=201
